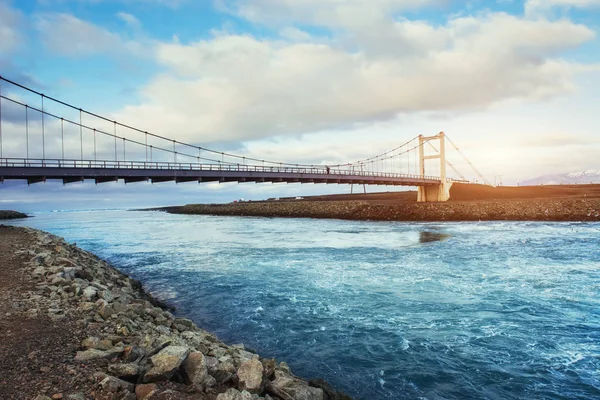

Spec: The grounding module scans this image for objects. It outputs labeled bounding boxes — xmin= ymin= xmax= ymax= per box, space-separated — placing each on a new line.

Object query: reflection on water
xmin=419 ymin=231 xmax=451 ymax=243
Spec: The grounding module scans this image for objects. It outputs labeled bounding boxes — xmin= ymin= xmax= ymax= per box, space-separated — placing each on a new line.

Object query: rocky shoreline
xmin=0 ymin=225 xmax=349 ymax=400
xmin=161 ymin=198 xmax=600 ymax=222
xmin=0 ymin=210 xmax=29 ymax=219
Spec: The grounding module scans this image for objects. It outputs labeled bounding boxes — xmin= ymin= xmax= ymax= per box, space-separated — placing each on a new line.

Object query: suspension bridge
xmin=0 ymin=76 xmax=489 ymax=202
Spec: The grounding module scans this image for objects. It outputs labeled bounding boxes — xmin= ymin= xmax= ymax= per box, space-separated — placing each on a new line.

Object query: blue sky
xmin=1 ymin=0 xmax=600 ymax=211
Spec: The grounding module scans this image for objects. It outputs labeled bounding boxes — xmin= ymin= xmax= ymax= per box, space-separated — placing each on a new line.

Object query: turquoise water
xmin=8 ymin=211 xmax=600 ymax=399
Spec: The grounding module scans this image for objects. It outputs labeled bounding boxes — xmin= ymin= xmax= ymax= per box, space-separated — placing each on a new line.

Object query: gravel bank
xmin=168 ymin=198 xmax=600 ymax=222
xmin=0 ymin=210 xmax=29 ymax=219
xmin=0 ymin=225 xmax=349 ymax=400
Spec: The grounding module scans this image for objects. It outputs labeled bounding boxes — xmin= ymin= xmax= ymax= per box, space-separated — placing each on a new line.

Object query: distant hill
xmin=520 ymin=170 xmax=600 ymax=186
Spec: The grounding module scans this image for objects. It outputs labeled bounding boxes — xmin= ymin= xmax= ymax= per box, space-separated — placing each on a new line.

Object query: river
xmin=8 ymin=210 xmax=600 ymax=399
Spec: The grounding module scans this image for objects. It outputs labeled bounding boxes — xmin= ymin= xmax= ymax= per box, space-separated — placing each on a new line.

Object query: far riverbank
xmin=158 ymin=198 xmax=600 ymax=222
xmin=151 ymin=183 xmax=600 ymax=222
xmin=0 ymin=210 xmax=29 ymax=220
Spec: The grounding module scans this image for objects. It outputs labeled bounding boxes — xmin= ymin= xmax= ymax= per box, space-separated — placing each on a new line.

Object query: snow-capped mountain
xmin=520 ymin=170 xmax=600 ymax=186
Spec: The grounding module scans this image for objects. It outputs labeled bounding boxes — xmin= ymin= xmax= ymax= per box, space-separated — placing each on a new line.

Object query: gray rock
xmin=74 ymin=348 xmax=110 ymax=362
xmin=82 ymin=286 xmax=97 ymax=301
xmin=142 ymin=345 xmax=190 ymax=383
xmin=216 ymin=388 xmax=254 ymax=400
xmin=237 ymin=358 xmax=263 ymax=393
xmin=204 ymin=374 xmax=217 ymax=388
xmin=99 ymin=375 xmax=134 ymax=393
xmin=98 ymin=302 xmax=114 ymax=320
xmin=172 ymin=317 xmax=195 ymax=332
xmin=74 ymin=346 xmax=123 ymax=362
xmin=78 ymin=302 xmax=95 ymax=312
xmin=213 ymin=357 xmax=237 ymax=385
xmin=56 ymin=257 xmax=77 ymax=267
xmin=270 ymin=370 xmax=324 ymax=400
xmin=279 ymin=361 xmax=291 ymax=374
xmin=135 ymin=383 xmax=158 ymax=400
xmin=91 ymin=281 xmax=109 ymax=291
xmin=93 ymin=371 xmax=108 ymax=383
xmin=96 ymin=339 xmax=114 ymax=351
xmin=61 ymin=267 xmax=76 ymax=280
xmin=112 ymin=301 xmax=128 ymax=314
xmin=236 ymin=349 xmax=257 ymax=363
xmin=181 ymin=351 xmax=208 ymax=386
xmin=155 ymin=325 xmax=170 ymax=336
xmin=51 ymin=276 xmax=67 ymax=285
xmin=107 ymin=363 xmax=140 ymax=380
xmin=81 ymin=336 xmax=100 ymax=349
xmin=98 ymin=289 xmax=114 ymax=302
xmin=66 ymin=393 xmax=86 ymax=400
xmin=145 ymin=307 xmax=161 ymax=318
xmin=71 ymin=284 xmax=82 ymax=296
xmin=211 ymin=346 xmax=227 ymax=359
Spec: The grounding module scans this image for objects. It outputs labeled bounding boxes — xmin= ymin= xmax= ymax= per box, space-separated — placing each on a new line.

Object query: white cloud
xmin=111 ymin=12 xmax=595 ymax=145
xmin=34 ymin=13 xmax=147 ymax=57
xmin=7 ymin=2 xmax=597 ymax=182
xmin=117 ymin=12 xmax=141 ymax=29
xmin=0 ymin=1 xmax=24 ymax=54
xmin=38 ymin=0 xmax=189 ymax=7
xmin=525 ymin=0 xmax=600 ymax=17
xmin=279 ymin=27 xmax=314 ymax=43
xmin=217 ymin=0 xmax=445 ymax=28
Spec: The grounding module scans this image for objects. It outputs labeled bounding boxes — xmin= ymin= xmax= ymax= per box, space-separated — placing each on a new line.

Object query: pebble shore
xmin=0 ymin=226 xmax=349 ymax=400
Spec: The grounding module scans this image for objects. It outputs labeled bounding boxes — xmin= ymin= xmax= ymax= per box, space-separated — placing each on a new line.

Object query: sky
xmin=0 ymin=0 xmax=599 ymax=211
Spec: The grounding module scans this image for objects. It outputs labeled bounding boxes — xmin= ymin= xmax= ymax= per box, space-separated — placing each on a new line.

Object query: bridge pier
xmin=417 ymin=182 xmax=452 ymax=202
xmin=417 ymin=132 xmax=451 ymax=202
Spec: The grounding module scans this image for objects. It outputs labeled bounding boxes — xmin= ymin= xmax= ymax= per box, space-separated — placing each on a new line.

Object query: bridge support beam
xmin=63 ymin=177 xmax=84 ymax=185
xmin=27 ymin=177 xmax=46 ymax=185
xmin=417 ymin=132 xmax=451 ymax=202
xmin=417 ymin=182 xmax=452 ymax=202
xmin=125 ymin=177 xmax=149 ymax=184
xmin=96 ymin=177 xmax=119 ymax=184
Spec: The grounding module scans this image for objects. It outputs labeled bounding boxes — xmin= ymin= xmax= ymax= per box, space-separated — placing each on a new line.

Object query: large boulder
xmin=181 ymin=351 xmax=208 ymax=386
xmin=268 ymin=370 xmax=324 ymax=400
xmin=237 ymin=358 xmax=263 ymax=393
xmin=142 ymin=345 xmax=190 ymax=383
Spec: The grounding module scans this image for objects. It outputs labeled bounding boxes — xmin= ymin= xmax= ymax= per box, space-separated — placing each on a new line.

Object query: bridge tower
xmin=417 ymin=132 xmax=452 ymax=202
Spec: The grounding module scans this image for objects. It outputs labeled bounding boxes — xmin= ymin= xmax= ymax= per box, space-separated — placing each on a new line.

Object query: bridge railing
xmin=0 ymin=157 xmax=441 ymax=182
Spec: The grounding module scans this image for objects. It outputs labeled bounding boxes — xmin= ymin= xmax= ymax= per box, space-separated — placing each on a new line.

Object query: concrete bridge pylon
xmin=417 ymin=132 xmax=452 ymax=202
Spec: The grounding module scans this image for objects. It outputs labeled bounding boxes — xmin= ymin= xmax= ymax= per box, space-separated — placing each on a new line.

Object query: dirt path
xmin=0 ymin=226 xmax=90 ymax=399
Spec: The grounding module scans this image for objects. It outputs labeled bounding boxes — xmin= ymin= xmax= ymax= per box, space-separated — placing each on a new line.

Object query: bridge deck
xmin=0 ymin=158 xmax=442 ymax=186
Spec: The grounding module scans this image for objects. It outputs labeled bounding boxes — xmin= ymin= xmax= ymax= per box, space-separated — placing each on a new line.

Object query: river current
xmin=9 ymin=210 xmax=600 ymax=399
